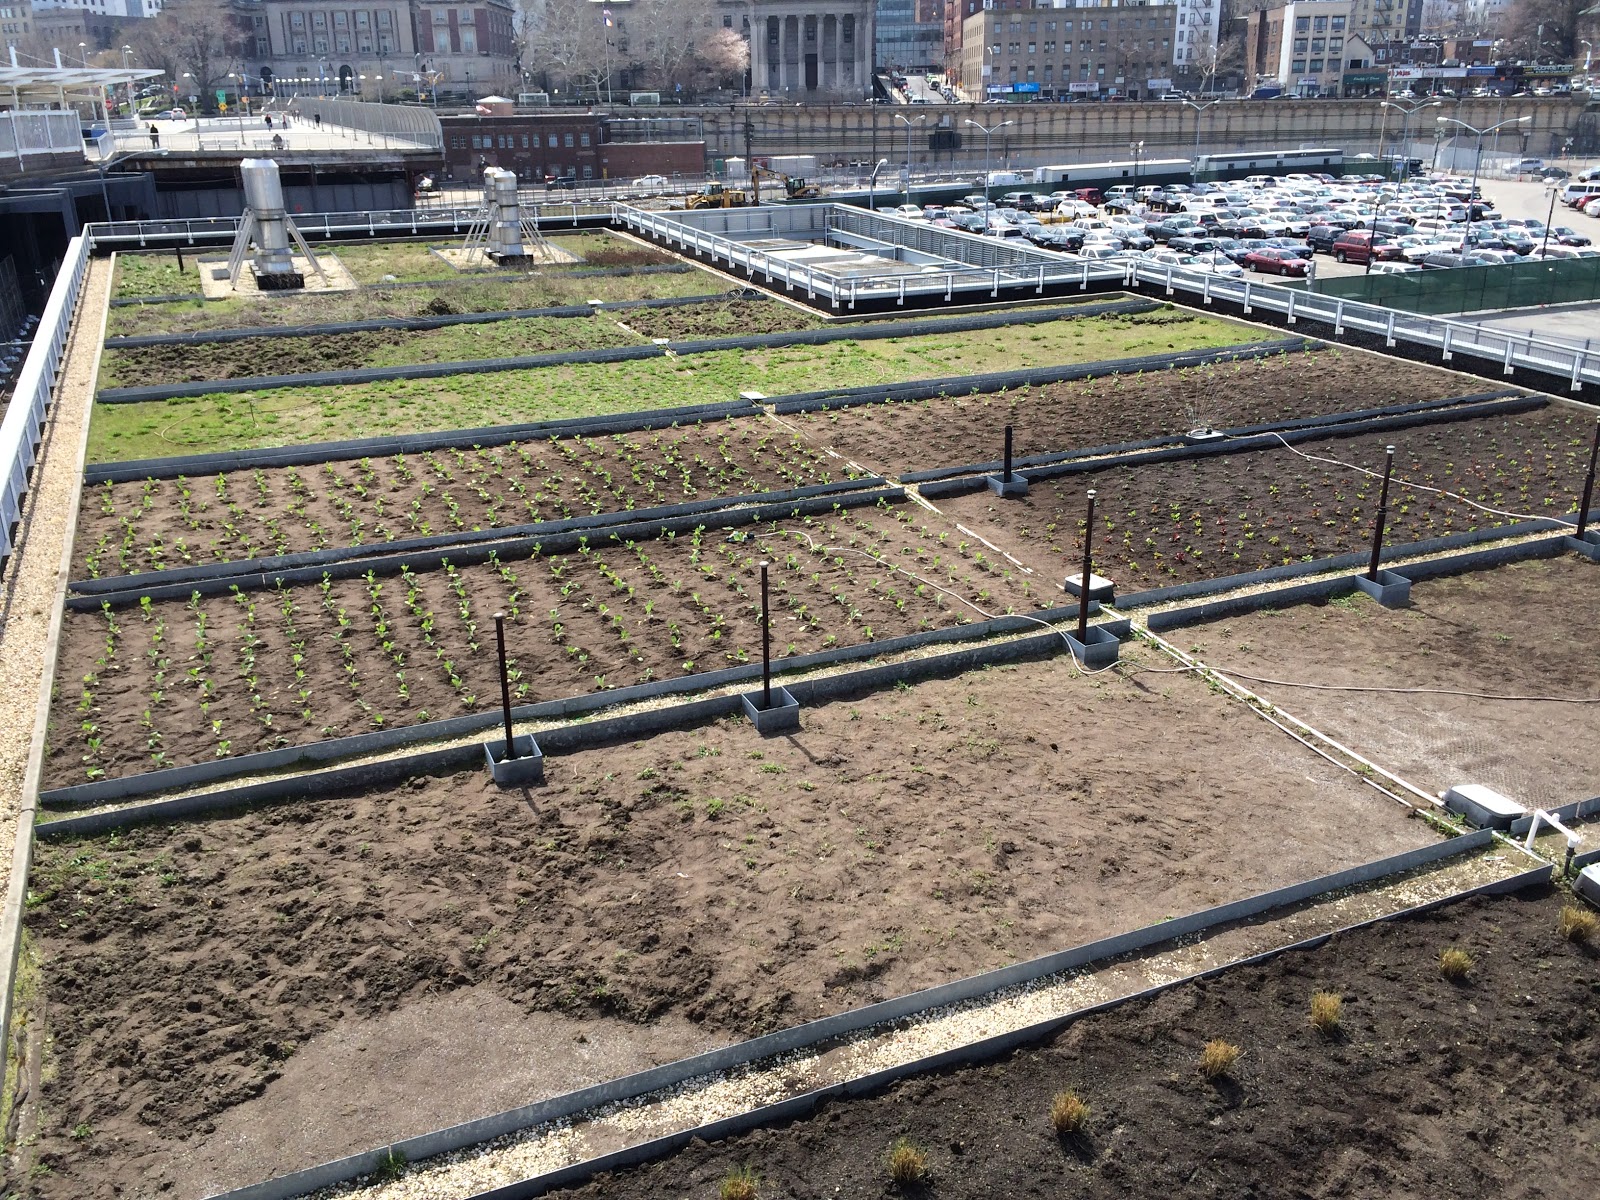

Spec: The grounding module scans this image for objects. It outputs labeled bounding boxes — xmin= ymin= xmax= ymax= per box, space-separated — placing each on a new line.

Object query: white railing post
xmin=1037 ymin=264 xmax=1045 ymax=294
xmin=1503 ymin=341 xmax=1516 ymax=375
xmin=991 ymin=267 xmax=999 ymax=298
xmin=897 ymin=277 xmax=905 ymax=305
xmin=1333 ymin=300 xmax=1344 ymax=336
xmin=1165 ymin=265 xmax=1174 ymax=295
xmin=1572 ymin=352 xmax=1585 ymax=392
xmin=1385 ymin=311 xmax=1397 ymax=347
xmin=1202 ymin=275 xmax=1213 ymax=305
xmin=1441 ymin=326 xmax=1453 ymax=361
xmin=1285 ymin=290 xmax=1296 ymax=324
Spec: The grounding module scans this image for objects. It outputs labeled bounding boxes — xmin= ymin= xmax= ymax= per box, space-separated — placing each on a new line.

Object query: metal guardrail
xmin=1123 ymin=260 xmax=1600 ymax=390
xmin=81 ymin=203 xmax=613 ymax=249
xmin=0 ymin=235 xmax=89 ymax=569
xmin=612 ymin=203 xmax=1127 ymax=307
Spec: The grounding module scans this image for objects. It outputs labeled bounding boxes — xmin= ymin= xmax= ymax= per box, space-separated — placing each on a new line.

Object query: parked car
xmin=1243 ymin=247 xmax=1312 ymax=277
xmin=631 ymin=174 xmax=670 ymax=196
xmin=1168 ymin=234 xmax=1220 ymax=254
xmin=1370 ymin=261 xmax=1424 ymax=274
xmin=1305 ymin=224 xmax=1345 ymax=253
xmin=1331 ymin=230 xmax=1401 ymax=264
xmin=1552 ymin=226 xmax=1592 ymax=246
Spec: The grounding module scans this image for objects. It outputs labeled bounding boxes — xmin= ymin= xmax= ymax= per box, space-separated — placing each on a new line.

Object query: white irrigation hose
xmin=1259 ymin=430 xmax=1553 ymax=525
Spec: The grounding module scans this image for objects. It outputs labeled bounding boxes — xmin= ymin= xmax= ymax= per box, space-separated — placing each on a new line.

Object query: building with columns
xmin=743 ymin=0 xmax=875 ymax=99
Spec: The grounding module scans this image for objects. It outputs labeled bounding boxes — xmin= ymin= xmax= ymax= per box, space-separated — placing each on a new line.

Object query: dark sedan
xmin=1243 ymin=247 xmax=1312 ymax=277
xmin=1553 ymin=226 xmax=1592 ymax=246
xmin=1265 ymin=237 xmax=1315 ymax=259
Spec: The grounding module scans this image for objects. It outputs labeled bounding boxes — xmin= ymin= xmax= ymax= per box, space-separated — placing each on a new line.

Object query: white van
xmin=1563 ymin=181 xmax=1600 ymax=206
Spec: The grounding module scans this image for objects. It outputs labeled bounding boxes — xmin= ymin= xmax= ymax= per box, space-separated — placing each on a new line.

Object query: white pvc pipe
xmin=1523 ymin=809 xmax=1582 ymax=854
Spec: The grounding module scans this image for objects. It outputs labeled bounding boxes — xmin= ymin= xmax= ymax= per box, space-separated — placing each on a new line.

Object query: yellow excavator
xmin=752 ymin=166 xmax=823 ymax=203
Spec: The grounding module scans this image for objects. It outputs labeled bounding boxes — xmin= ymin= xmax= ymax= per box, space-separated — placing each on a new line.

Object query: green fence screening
xmin=1304 ymin=257 xmax=1600 ymax=314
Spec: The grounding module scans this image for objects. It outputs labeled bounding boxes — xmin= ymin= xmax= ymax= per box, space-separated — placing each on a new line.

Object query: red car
xmin=1331 ymin=230 xmax=1403 ymax=264
xmin=1243 ymin=247 xmax=1312 ymax=276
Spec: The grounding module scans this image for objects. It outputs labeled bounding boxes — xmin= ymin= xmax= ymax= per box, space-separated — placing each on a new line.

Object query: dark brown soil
xmin=619 ymin=300 xmax=823 ymax=341
xmin=51 ymin=501 xmax=1044 ymax=785
xmin=551 ymin=889 xmax=1600 ymax=1200
xmin=20 ymin=649 xmax=1434 ymax=1198
xmin=1185 ymin=554 xmax=1600 ymax=807
xmin=941 ymin=404 xmax=1592 ymax=591
xmin=795 ymin=348 xmax=1477 ymax=478
xmin=77 ymin=417 xmax=856 ymax=576
xmin=97 ymin=316 xmax=643 ymax=388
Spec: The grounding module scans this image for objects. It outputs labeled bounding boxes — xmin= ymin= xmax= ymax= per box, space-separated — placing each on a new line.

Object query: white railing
xmin=0 ymin=111 xmax=85 ymax=170
xmin=0 ymin=236 xmax=90 ymax=569
xmin=612 ymin=203 xmax=1127 ymax=307
xmin=1124 ymin=262 xmax=1600 ymax=391
xmin=82 ymin=203 xmax=613 ymax=249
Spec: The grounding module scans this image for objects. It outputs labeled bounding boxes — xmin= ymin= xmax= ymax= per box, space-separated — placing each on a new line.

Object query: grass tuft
xmin=719 ymin=1165 xmax=760 ymax=1200
xmin=1438 ymin=948 xmax=1474 ymax=979
xmin=1309 ymin=991 xmax=1343 ymax=1034
xmin=887 ymin=1137 xmax=929 ymax=1186
xmin=1198 ymin=1038 xmax=1242 ymax=1080
xmin=1557 ymin=905 xmax=1597 ymax=943
xmin=1049 ymin=1090 xmax=1091 ymax=1134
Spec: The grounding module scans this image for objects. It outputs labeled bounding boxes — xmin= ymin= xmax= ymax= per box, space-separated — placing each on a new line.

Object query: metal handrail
xmin=1123 ymin=261 xmax=1600 ymax=389
xmin=0 ymin=235 xmax=90 ymax=568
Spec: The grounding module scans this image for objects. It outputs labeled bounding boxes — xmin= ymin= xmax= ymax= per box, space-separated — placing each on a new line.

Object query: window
xmin=1330 ymin=37 xmax=1343 ymax=51
xmin=563 ymin=132 xmax=574 ymax=147
xmin=292 ymin=37 xmax=307 ymax=54
xmin=1292 ymin=59 xmax=1306 ymax=73
xmin=548 ymin=134 xmax=558 ymax=147
xmin=1044 ymin=40 xmax=1054 ymax=53
xmin=461 ymin=29 xmax=476 ymax=52
xmin=1294 ymin=16 xmax=1310 ymax=32
xmin=1293 ymin=38 xmax=1307 ymax=53
xmin=1331 ymin=16 xmax=1345 ymax=31
xmin=355 ymin=12 xmax=369 ymax=29
xmin=377 ymin=10 xmax=391 ymax=28
xmin=334 ymin=12 xmax=347 ymax=30
xmin=313 ymin=37 xmax=327 ymax=54
xmin=1027 ymin=42 xmax=1035 ymax=54
xmin=1311 ymin=39 xmax=1324 ymax=53
xmin=311 ymin=11 xmax=326 ymax=27
xmin=1313 ymin=16 xmax=1327 ymax=31
xmin=289 ymin=11 xmax=304 ymax=29
xmin=579 ymin=132 xmax=590 ymax=146
xmin=336 ymin=35 xmax=350 ymax=53
xmin=1028 ymin=20 xmax=1036 ymax=32
xmin=521 ymin=134 xmax=529 ymax=148
xmin=583 ymin=165 xmax=594 ymax=178
xmin=1309 ymin=58 xmax=1323 ymax=71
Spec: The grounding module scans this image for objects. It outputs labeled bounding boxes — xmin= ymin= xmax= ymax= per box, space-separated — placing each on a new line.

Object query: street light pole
xmin=1438 ymin=114 xmax=1530 ymax=247
xmin=867 ymin=156 xmax=889 ymax=210
xmin=964 ymin=118 xmax=1013 ymax=199
xmin=1541 ymin=182 xmax=1559 ymax=256
xmin=1380 ymin=99 xmax=1439 ymax=181
xmin=1130 ymin=138 xmax=1144 ymax=194
xmin=1180 ymin=99 xmax=1220 ymax=177
xmin=895 ymin=113 xmax=924 ymax=202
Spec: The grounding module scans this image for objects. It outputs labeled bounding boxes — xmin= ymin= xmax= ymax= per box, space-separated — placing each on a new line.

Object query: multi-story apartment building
xmin=959 ymin=0 xmax=1179 ymax=99
xmin=1244 ymin=0 xmax=1377 ymax=95
xmin=876 ymin=0 xmax=943 ymax=71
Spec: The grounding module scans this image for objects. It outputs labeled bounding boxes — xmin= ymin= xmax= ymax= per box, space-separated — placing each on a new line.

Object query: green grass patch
xmin=111 ymin=252 xmax=200 ymax=299
xmin=332 ymin=233 xmax=668 ymax=284
xmin=87 ymin=309 xmax=1257 ymax=462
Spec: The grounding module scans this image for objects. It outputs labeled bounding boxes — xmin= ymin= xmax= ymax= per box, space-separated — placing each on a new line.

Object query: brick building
xmin=440 ymin=112 xmax=705 ymax=182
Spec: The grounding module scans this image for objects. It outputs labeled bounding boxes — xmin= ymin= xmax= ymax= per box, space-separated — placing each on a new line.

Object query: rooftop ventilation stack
xmin=227 ymin=158 xmax=328 ymax=291
xmin=462 ymin=168 xmax=552 ymax=264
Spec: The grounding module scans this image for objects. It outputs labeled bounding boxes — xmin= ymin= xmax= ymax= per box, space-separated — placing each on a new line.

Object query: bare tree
xmin=151 ymin=0 xmax=248 ymax=110
xmin=520 ymin=0 xmax=612 ymax=98
xmin=1500 ymin=0 xmax=1585 ymax=59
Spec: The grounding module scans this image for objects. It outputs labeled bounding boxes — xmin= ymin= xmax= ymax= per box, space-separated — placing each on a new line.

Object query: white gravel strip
xmin=302 ymin=849 xmax=1519 ymax=1200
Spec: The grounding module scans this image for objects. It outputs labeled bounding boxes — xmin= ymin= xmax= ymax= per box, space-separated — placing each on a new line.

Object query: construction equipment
xmin=752 ymin=166 xmax=822 ymax=203
xmin=686 ymin=182 xmax=751 ymax=210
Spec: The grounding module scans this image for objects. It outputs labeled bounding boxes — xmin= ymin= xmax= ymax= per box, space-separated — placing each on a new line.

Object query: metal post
xmin=1078 ymin=489 xmax=1096 ymax=644
xmin=759 ymin=561 xmax=772 ymax=710
xmin=493 ymin=611 xmax=518 ymax=759
xmin=1367 ymin=446 xmax=1395 ymax=581
xmin=1003 ymin=424 xmax=1014 ymax=483
xmin=1577 ymin=419 xmax=1600 ymax=538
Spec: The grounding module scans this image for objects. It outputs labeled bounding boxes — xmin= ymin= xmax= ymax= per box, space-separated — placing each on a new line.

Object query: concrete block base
xmin=985 ymin=473 xmax=1030 ymax=498
xmin=1063 ymin=572 xmax=1115 ymax=603
xmin=1577 ymin=863 xmax=1600 ymax=907
xmin=742 ymin=686 xmax=800 ymax=735
xmin=1353 ymin=569 xmax=1411 ymax=608
xmin=1443 ymin=783 xmax=1525 ymax=831
xmin=1065 ymin=624 xmax=1121 ymax=670
xmin=484 ymin=734 xmax=545 ymax=786
xmin=1562 ymin=530 xmax=1600 ymax=561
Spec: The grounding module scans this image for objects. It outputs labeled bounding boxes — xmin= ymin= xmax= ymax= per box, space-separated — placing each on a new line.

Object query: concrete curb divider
xmin=39 ymin=604 xmax=1111 ymax=813
xmin=770 ymin=338 xmax=1312 ymax=415
xmin=67 ymin=485 xmax=908 ymax=610
xmin=192 ymin=831 xmax=1513 ymax=1200
xmin=85 ymin=397 xmax=761 ymax=485
xmin=900 ymin=389 xmax=1528 ymax=486
xmin=1141 ymin=533 xmax=1572 ymax=632
xmin=914 ymin=395 xmax=1548 ymax=500
xmin=95 ymin=299 xmax=1156 ymax=405
xmin=70 ymin=476 xmax=883 ymax=598
xmin=102 ymin=292 xmax=749 ymax=349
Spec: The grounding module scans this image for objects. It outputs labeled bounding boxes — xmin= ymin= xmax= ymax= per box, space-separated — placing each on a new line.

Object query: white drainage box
xmin=1443 ymin=783 xmax=1526 ymax=831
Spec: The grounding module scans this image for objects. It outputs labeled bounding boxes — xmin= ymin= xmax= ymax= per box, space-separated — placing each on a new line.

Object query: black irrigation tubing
xmin=94 ymin=299 xmax=1159 ymax=405
xmin=103 ymin=264 xmax=699 ymax=308
xmin=85 ymin=397 xmax=762 ymax=485
xmin=66 ymin=485 xmax=908 ymax=610
xmin=102 ymin=291 xmax=768 ymax=349
xmin=187 ymin=832 xmax=1513 ymax=1200
xmin=900 ymin=389 xmax=1529 ymax=486
xmin=39 ymin=603 xmax=1110 ymax=812
xmin=768 ymin=337 xmax=1315 ymax=415
xmin=1139 ymin=534 xmax=1573 ymax=633
xmin=914 ymin=395 xmax=1548 ymax=500
xmin=70 ymin=476 xmax=884 ymax=597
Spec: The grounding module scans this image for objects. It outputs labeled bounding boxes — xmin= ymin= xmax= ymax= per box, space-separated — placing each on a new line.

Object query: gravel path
xmin=0 ymin=258 xmax=110 ymax=921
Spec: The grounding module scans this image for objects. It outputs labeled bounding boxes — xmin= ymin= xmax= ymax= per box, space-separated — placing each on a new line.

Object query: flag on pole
xmin=603 ymin=8 xmax=613 ymax=26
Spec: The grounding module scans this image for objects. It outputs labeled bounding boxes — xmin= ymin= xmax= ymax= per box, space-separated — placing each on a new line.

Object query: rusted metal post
xmin=1577 ymin=418 xmax=1600 ymax=539
xmin=1003 ymin=424 xmax=1014 ymax=483
xmin=760 ymin=561 xmax=771 ymax=710
xmin=1367 ymin=446 xmax=1396 ymax=582
xmin=494 ymin=610 xmax=517 ymax=759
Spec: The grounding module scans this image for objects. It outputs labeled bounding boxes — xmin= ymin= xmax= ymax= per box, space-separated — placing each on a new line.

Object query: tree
xmin=141 ymin=0 xmax=249 ymax=111
xmin=520 ymin=0 xmax=612 ymax=98
xmin=1500 ymin=0 xmax=1586 ymax=60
